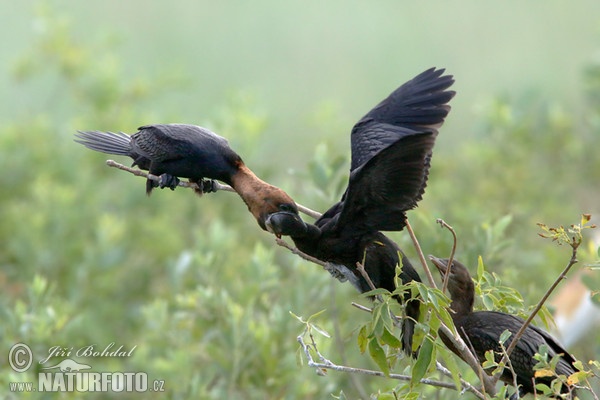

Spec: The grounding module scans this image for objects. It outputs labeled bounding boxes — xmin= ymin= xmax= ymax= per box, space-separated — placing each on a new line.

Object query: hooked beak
xmin=428 ymin=255 xmax=449 ymax=275
xmin=265 ymin=211 xmax=308 ymax=238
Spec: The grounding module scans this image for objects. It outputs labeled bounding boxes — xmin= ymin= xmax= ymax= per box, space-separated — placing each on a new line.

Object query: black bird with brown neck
xmin=267 ymin=68 xmax=456 ymax=356
xmin=75 ymin=123 xmax=299 ymax=231
xmin=429 ymin=256 xmax=578 ymax=399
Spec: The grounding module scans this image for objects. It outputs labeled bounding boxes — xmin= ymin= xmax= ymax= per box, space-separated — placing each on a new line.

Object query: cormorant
xmin=429 ymin=256 xmax=578 ymax=398
xmin=267 ymin=68 xmax=456 ymax=355
xmin=75 ymin=124 xmax=299 ymax=231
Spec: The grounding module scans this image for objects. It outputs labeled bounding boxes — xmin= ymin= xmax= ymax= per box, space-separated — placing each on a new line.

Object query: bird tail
xmin=74 ymin=131 xmax=132 ymax=156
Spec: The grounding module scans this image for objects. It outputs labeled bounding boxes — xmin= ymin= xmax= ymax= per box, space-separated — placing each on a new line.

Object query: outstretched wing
xmin=334 ymin=68 xmax=455 ymax=233
xmin=336 ymin=131 xmax=436 ymax=232
xmin=350 ymin=67 xmax=455 ymax=171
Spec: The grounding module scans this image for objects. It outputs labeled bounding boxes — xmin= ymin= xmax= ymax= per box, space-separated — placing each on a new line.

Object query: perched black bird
xmin=267 ymin=68 xmax=456 ymax=355
xmin=75 ymin=124 xmax=299 ymax=231
xmin=429 ymin=256 xmax=578 ymax=398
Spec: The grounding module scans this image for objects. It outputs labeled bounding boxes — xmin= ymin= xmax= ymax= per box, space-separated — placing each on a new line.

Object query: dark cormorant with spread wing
xmin=267 ymin=68 xmax=455 ymax=355
xmin=429 ymin=256 xmax=577 ymax=398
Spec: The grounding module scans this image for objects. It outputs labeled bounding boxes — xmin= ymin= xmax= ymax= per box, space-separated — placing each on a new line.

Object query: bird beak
xmin=428 ymin=255 xmax=448 ymax=275
xmin=265 ymin=211 xmax=308 ymax=238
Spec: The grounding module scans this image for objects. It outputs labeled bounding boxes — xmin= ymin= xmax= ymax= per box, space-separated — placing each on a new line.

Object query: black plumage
xmin=75 ymin=123 xmax=299 ymax=230
xmin=75 ymin=124 xmax=241 ymax=193
xmin=267 ymin=68 xmax=456 ymax=355
xmin=429 ymin=256 xmax=578 ymax=398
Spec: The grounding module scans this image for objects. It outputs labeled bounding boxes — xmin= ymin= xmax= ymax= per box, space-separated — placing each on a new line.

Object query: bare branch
xmin=275 ymin=237 xmax=329 ymax=267
xmin=297 ymin=333 xmax=482 ymax=395
xmin=498 ymin=245 xmax=579 ymax=379
xmin=436 ymin=218 xmax=457 ymax=294
xmin=105 ymin=159 xmax=495 ymax=396
xmin=105 ymin=159 xmax=321 ymax=218
xmin=355 ymin=261 xmax=378 ymax=292
xmin=406 ymin=219 xmax=437 ymax=288
xmin=437 ymin=324 xmax=498 ymax=396
xmin=435 ymin=361 xmax=485 ymax=399
xmin=351 ymin=302 xmax=373 ymax=313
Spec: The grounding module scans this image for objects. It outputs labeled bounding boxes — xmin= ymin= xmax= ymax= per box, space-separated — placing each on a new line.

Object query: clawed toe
xmin=159 ymin=174 xmax=180 ymax=190
xmin=200 ymin=179 xmax=217 ymax=193
xmin=192 ymin=179 xmax=217 ymax=196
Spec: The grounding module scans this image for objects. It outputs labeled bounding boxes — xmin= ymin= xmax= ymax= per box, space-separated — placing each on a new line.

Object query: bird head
xmin=265 ymin=205 xmax=309 ymax=238
xmin=429 ymin=255 xmax=476 ymax=315
xmin=428 ymin=255 xmax=474 ymax=299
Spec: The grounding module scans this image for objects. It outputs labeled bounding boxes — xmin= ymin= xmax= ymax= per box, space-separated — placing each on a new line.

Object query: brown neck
xmin=230 ymin=163 xmax=293 ymax=229
xmin=231 ymin=164 xmax=266 ymax=205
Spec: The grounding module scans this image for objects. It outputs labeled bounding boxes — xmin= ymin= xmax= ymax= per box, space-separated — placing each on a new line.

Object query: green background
xmin=2 ymin=1 xmax=599 ymax=398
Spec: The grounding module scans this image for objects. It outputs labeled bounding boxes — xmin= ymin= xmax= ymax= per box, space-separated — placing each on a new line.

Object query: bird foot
xmin=157 ymin=173 xmax=180 ymax=190
xmin=199 ymin=179 xmax=217 ymax=193
xmin=192 ymin=179 xmax=217 ymax=196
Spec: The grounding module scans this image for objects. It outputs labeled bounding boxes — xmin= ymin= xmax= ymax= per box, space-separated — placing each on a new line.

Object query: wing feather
xmin=316 ymin=68 xmax=454 ymax=234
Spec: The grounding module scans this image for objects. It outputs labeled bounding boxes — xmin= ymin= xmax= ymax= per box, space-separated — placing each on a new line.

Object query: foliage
xmin=2 ymin=4 xmax=600 ymax=400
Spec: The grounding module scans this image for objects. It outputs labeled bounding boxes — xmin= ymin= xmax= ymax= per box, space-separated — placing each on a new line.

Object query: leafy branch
xmin=293 ymin=311 xmax=485 ymax=397
xmin=103 ymin=158 xmax=493 ymax=396
xmin=497 ymin=215 xmax=596 ymax=371
xmin=102 ymin=158 xmax=598 ymax=398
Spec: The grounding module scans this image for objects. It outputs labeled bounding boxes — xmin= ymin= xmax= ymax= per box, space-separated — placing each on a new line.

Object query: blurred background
xmin=1 ymin=1 xmax=599 ymax=398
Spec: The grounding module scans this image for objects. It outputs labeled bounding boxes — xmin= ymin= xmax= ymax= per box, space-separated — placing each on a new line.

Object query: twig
xmin=355 ymin=261 xmax=383 ymax=304
xmin=329 ymin=281 xmax=370 ymax=399
xmin=355 ymin=261 xmax=378 ymax=293
xmin=437 ymin=324 xmax=498 ymax=396
xmin=498 ymin=245 xmax=580 ymax=377
xmin=106 ymin=159 xmax=233 ymax=192
xmin=435 ymin=361 xmax=485 ymax=400
xmin=436 ymin=218 xmax=457 ymax=294
xmin=105 ymin=159 xmax=322 ymax=219
xmin=351 ymin=302 xmax=373 ymax=313
xmin=275 ymin=237 xmax=329 ymax=268
xmin=498 ymin=340 xmax=520 ymax=397
xmin=107 ymin=159 xmax=492 ymax=395
xmin=297 ymin=333 xmax=479 ymax=394
xmin=406 ymin=219 xmax=437 ymax=288
xmin=275 ymin=237 xmax=358 ymax=285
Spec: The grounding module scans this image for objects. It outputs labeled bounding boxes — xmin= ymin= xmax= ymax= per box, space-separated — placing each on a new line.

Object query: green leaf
xmin=357 ymin=325 xmax=369 ymax=354
xmin=371 ymin=305 xmax=384 ymax=337
xmin=311 ymin=323 xmax=331 ymax=338
xmin=376 ymin=393 xmax=397 ymax=400
xmin=482 ymin=349 xmax=498 ymax=369
xmin=368 ymin=337 xmax=389 ymax=376
xmin=411 ymin=338 xmax=434 ymax=386
xmin=379 ymin=302 xmax=393 ymax=330
xmin=306 ymin=308 xmax=328 ymax=322
xmin=380 ymin=327 xmax=402 ymax=349
xmin=361 ymin=288 xmax=391 ymax=298
xmin=534 ymin=383 xmax=551 ymax=395
xmin=289 ymin=311 xmax=305 ymax=323
xmin=499 ymin=329 xmax=512 ymax=344
xmin=477 ymin=256 xmax=485 ymax=281
xmin=439 ymin=345 xmax=462 ymax=390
